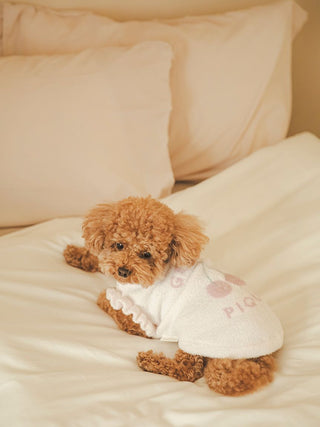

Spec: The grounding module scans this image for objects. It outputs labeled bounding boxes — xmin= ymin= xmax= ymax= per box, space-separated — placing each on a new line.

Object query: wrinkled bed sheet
xmin=0 ymin=132 xmax=319 ymax=426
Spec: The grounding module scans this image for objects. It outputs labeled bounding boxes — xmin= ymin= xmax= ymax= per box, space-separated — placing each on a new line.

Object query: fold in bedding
xmin=0 ymin=132 xmax=319 ymax=426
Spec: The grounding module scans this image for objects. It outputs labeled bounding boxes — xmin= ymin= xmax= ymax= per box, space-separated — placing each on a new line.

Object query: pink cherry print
xmin=207 ymin=281 xmax=232 ymax=298
xmin=224 ymin=274 xmax=246 ymax=286
xmin=171 ymin=276 xmax=185 ymax=288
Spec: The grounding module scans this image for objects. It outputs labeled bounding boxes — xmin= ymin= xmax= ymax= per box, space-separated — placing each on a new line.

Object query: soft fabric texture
xmin=0 ymin=41 xmax=174 ymax=227
xmin=0 ymin=132 xmax=319 ymax=425
xmin=107 ymin=262 xmax=284 ymax=358
xmin=0 ymin=0 xmax=307 ymax=180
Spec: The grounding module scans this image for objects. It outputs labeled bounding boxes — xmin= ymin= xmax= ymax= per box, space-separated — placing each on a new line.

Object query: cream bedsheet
xmin=1 ymin=132 xmax=319 ymax=426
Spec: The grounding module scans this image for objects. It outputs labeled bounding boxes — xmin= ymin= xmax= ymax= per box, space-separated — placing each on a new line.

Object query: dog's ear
xmin=170 ymin=212 xmax=209 ymax=267
xmin=82 ymin=203 xmax=115 ymax=256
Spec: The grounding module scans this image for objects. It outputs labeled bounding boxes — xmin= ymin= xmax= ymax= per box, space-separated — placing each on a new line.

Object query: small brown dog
xmin=64 ymin=196 xmax=280 ymax=396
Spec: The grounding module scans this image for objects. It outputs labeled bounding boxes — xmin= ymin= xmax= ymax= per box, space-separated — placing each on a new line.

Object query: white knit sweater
xmin=106 ymin=262 xmax=283 ymax=359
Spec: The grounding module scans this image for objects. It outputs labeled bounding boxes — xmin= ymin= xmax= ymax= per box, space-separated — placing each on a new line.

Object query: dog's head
xmin=82 ymin=196 xmax=208 ymax=287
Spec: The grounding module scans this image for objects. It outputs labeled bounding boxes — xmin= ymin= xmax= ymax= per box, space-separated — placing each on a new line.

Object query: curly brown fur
xmin=82 ymin=196 xmax=208 ymax=287
xmin=97 ymin=291 xmax=150 ymax=338
xmin=137 ymin=350 xmax=276 ymax=395
xmin=64 ymin=244 xmax=99 ymax=272
xmin=204 ymin=354 xmax=277 ymax=396
xmin=64 ymin=196 xmax=278 ymax=396
xmin=137 ymin=349 xmax=205 ymax=382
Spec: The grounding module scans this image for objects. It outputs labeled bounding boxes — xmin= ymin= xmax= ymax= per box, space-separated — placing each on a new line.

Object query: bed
xmin=0 ymin=1 xmax=319 ymax=426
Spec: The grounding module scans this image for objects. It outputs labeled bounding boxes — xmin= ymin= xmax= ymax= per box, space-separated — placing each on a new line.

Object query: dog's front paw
xmin=64 ymin=245 xmax=99 ymax=272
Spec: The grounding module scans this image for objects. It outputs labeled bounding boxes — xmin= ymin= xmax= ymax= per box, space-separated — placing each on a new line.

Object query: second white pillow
xmin=0 ymin=42 xmax=174 ymax=226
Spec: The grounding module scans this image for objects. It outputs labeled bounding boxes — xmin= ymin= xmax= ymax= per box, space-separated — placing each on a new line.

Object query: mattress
xmin=1 ymin=132 xmax=319 ymax=426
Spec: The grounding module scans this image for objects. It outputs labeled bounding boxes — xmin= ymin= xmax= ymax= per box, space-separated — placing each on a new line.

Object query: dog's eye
xmin=116 ymin=243 xmax=124 ymax=251
xmin=139 ymin=251 xmax=151 ymax=259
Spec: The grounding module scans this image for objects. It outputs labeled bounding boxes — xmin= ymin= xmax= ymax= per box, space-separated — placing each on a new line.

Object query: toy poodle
xmin=64 ymin=196 xmax=283 ymax=396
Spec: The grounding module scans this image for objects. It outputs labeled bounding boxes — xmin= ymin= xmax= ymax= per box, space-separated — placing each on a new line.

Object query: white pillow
xmin=0 ymin=0 xmax=307 ymax=180
xmin=0 ymin=42 xmax=174 ymax=227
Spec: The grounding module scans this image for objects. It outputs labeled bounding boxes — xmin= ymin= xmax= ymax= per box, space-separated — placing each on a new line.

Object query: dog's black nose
xmin=118 ymin=267 xmax=131 ymax=278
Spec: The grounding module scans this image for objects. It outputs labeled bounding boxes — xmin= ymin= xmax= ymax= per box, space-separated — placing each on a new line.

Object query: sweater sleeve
xmin=106 ymin=288 xmax=157 ymax=338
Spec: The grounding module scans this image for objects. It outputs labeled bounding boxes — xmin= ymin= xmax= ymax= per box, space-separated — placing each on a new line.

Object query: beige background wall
xmin=1 ymin=0 xmax=319 ymax=137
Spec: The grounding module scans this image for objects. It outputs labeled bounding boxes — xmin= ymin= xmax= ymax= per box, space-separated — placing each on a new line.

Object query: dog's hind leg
xmin=137 ymin=349 xmax=205 ymax=382
xmin=64 ymin=244 xmax=100 ymax=272
xmin=204 ymin=355 xmax=277 ymax=396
